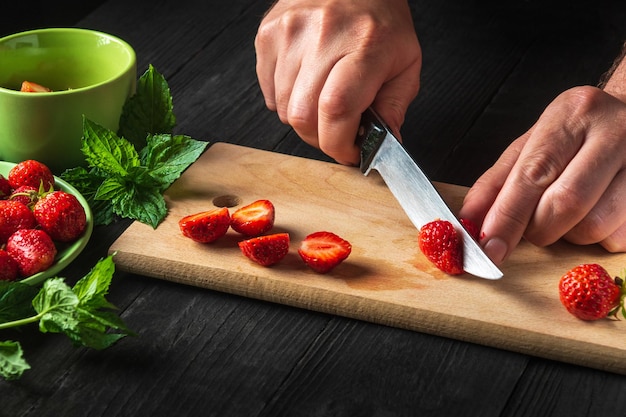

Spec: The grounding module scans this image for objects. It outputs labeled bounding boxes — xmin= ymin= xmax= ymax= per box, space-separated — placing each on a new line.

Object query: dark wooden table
xmin=3 ymin=1 xmax=626 ymax=416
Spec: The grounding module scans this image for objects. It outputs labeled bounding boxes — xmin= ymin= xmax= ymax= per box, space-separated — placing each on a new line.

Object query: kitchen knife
xmin=357 ymin=108 xmax=503 ymax=280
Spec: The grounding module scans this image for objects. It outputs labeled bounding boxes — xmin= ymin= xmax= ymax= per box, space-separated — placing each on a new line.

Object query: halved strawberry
xmin=179 ymin=207 xmax=231 ymax=243
xmin=230 ymin=199 xmax=275 ymax=236
xmin=298 ymin=231 xmax=351 ymax=273
xmin=460 ymin=217 xmax=481 ymax=241
xmin=20 ymin=81 xmax=52 ymax=92
xmin=418 ymin=219 xmax=464 ymax=275
xmin=238 ymin=233 xmax=290 ymax=266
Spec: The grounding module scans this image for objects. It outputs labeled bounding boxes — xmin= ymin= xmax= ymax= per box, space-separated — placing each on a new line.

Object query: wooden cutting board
xmin=109 ymin=142 xmax=626 ymax=374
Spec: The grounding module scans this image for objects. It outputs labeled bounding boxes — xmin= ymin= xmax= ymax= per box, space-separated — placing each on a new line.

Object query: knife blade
xmin=357 ymin=108 xmax=503 ymax=280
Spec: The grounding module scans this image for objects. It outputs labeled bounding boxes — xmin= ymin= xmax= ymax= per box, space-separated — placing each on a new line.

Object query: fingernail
xmin=483 ymin=237 xmax=508 ymax=265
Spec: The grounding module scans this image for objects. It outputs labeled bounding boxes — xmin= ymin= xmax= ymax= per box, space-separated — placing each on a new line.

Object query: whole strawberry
xmin=33 ymin=190 xmax=87 ymax=242
xmin=0 ymin=249 xmax=19 ymax=281
xmin=0 ymin=199 xmax=37 ymax=243
xmin=9 ymin=185 xmax=40 ymax=208
xmin=0 ymin=174 xmax=12 ymax=198
xmin=558 ymin=263 xmax=623 ymax=321
xmin=8 ymin=159 xmax=55 ymax=190
xmin=418 ymin=219 xmax=464 ymax=275
xmin=6 ymin=229 xmax=57 ymax=277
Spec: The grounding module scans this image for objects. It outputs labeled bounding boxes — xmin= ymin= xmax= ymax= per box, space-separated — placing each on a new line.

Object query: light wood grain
xmin=109 ymin=142 xmax=626 ymax=374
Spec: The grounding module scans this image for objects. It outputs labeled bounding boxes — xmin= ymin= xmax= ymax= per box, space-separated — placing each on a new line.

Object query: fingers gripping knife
xmin=356 ymin=108 xmax=503 ymax=279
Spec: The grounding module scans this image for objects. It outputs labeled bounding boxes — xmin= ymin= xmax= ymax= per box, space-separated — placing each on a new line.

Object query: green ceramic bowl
xmin=0 ymin=28 xmax=136 ymax=174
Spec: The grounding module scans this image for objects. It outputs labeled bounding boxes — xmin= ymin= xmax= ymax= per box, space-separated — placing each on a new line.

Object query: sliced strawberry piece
xmin=460 ymin=217 xmax=481 ymax=241
xmin=298 ymin=231 xmax=351 ymax=274
xmin=179 ymin=207 xmax=230 ymax=243
xmin=20 ymin=81 xmax=52 ymax=92
xmin=418 ymin=219 xmax=464 ymax=275
xmin=230 ymin=199 xmax=275 ymax=237
xmin=238 ymin=232 xmax=290 ymax=266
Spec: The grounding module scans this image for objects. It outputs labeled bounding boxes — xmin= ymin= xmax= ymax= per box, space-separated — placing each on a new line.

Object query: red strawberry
xmin=230 ymin=199 xmax=275 ymax=236
xmin=0 ymin=175 xmax=12 ymax=198
xmin=20 ymin=81 xmax=52 ymax=92
xmin=460 ymin=218 xmax=481 ymax=241
xmin=0 ymin=249 xmax=19 ymax=281
xmin=558 ymin=263 xmax=623 ymax=321
xmin=238 ymin=233 xmax=290 ymax=266
xmin=33 ymin=190 xmax=87 ymax=242
xmin=418 ymin=219 xmax=464 ymax=275
xmin=0 ymin=200 xmax=37 ymax=243
xmin=179 ymin=207 xmax=231 ymax=243
xmin=6 ymin=229 xmax=57 ymax=277
xmin=298 ymin=231 xmax=352 ymax=273
xmin=9 ymin=185 xmax=40 ymax=208
xmin=8 ymin=160 xmax=55 ymax=190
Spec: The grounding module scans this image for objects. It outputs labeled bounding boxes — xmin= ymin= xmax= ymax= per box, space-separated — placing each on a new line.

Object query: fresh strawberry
xmin=230 ymin=199 xmax=275 ymax=236
xmin=33 ymin=190 xmax=87 ymax=242
xmin=8 ymin=160 xmax=55 ymax=190
xmin=0 ymin=175 xmax=12 ymax=198
xmin=6 ymin=229 xmax=57 ymax=277
xmin=0 ymin=249 xmax=19 ymax=281
xmin=179 ymin=207 xmax=231 ymax=243
xmin=20 ymin=81 xmax=52 ymax=92
xmin=0 ymin=200 xmax=37 ymax=243
xmin=558 ymin=263 xmax=624 ymax=321
xmin=9 ymin=185 xmax=40 ymax=208
xmin=238 ymin=233 xmax=290 ymax=266
xmin=298 ymin=231 xmax=352 ymax=273
xmin=460 ymin=218 xmax=481 ymax=241
xmin=418 ymin=219 xmax=464 ymax=275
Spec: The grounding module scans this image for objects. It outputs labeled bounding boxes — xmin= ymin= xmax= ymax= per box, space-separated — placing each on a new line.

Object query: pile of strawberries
xmin=0 ymin=160 xmax=87 ymax=281
xmin=179 ymin=199 xmax=352 ymax=274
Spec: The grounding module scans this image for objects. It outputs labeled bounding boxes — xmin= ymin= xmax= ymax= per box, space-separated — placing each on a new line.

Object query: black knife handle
xmin=357 ymin=108 xmax=388 ymax=174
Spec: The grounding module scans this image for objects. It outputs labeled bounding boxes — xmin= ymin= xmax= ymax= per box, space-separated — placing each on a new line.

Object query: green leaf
xmin=33 ymin=278 xmax=80 ymax=335
xmin=0 ymin=341 xmax=30 ymax=381
xmin=111 ymin=184 xmax=167 ymax=229
xmin=73 ymin=254 xmax=115 ymax=303
xmin=0 ymin=281 xmax=38 ymax=324
xmin=141 ymin=134 xmax=209 ymax=190
xmin=82 ymin=118 xmax=141 ymax=176
xmin=118 ymin=64 xmax=176 ymax=149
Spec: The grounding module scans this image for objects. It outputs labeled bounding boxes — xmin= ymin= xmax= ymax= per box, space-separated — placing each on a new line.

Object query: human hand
xmin=254 ymin=0 xmax=422 ymax=165
xmin=459 ymin=86 xmax=626 ymax=264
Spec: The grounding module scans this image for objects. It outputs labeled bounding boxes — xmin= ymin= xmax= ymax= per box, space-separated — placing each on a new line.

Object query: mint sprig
xmin=61 ymin=65 xmax=209 ymax=228
xmin=0 ymin=255 xmax=133 ymax=381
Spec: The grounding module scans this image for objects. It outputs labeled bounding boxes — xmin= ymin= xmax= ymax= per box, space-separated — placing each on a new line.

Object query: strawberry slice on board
xmin=418 ymin=219 xmax=464 ymax=275
xmin=230 ymin=199 xmax=275 ymax=237
xmin=298 ymin=231 xmax=352 ymax=274
xmin=179 ymin=207 xmax=231 ymax=243
xmin=238 ymin=232 xmax=290 ymax=267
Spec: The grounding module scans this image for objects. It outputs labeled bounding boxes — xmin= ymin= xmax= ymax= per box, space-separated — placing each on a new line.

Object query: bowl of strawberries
xmin=0 ymin=159 xmax=93 ymax=285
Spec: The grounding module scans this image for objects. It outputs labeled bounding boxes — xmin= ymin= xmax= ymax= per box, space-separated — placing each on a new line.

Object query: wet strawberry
xmin=6 ymin=229 xmax=57 ymax=277
xmin=0 ymin=249 xmax=19 ymax=281
xmin=298 ymin=231 xmax=352 ymax=273
xmin=9 ymin=185 xmax=40 ymax=208
xmin=460 ymin=218 xmax=481 ymax=241
xmin=0 ymin=175 xmax=12 ymax=198
xmin=558 ymin=263 xmax=624 ymax=321
xmin=33 ymin=190 xmax=87 ymax=242
xmin=230 ymin=199 xmax=275 ymax=237
xmin=179 ymin=207 xmax=231 ymax=243
xmin=8 ymin=160 xmax=54 ymax=190
xmin=418 ymin=219 xmax=464 ymax=275
xmin=238 ymin=233 xmax=290 ymax=266
xmin=0 ymin=200 xmax=37 ymax=244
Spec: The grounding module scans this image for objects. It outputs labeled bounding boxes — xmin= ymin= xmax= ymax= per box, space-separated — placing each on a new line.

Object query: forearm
xmin=599 ymin=41 xmax=626 ymax=100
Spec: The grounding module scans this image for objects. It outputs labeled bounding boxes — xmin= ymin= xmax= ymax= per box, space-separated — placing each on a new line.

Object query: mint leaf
xmin=0 ymin=341 xmax=30 ymax=381
xmin=118 ymin=64 xmax=176 ymax=149
xmin=82 ymin=118 xmax=141 ymax=175
xmin=141 ymin=134 xmax=209 ymax=190
xmin=33 ymin=278 xmax=80 ymax=335
xmin=0 ymin=281 xmax=38 ymax=323
xmin=111 ymin=182 xmax=167 ymax=229
xmin=60 ymin=167 xmax=116 ymax=225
